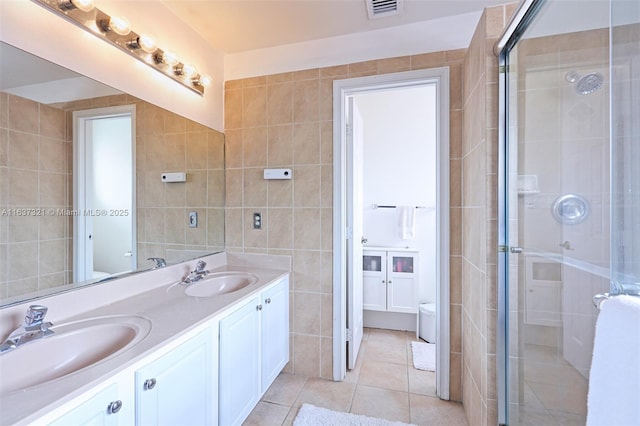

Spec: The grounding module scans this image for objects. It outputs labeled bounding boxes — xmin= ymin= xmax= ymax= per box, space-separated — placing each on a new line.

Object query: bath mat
xmin=411 ymin=341 xmax=436 ymax=371
xmin=293 ymin=403 xmax=416 ymax=426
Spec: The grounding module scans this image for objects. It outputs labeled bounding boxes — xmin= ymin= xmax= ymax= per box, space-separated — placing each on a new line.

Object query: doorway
xmin=73 ymin=105 xmax=136 ymax=282
xmin=332 ymin=68 xmax=451 ymax=399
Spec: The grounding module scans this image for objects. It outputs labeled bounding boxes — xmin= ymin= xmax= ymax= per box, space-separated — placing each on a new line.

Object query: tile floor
xmin=512 ymin=344 xmax=588 ymax=426
xmin=243 ymin=327 xmax=468 ymax=425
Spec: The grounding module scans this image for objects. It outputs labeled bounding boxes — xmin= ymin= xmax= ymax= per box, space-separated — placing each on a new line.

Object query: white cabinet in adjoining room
xmin=219 ymin=276 xmax=290 ymax=426
xmin=363 ymin=249 xmax=419 ymax=314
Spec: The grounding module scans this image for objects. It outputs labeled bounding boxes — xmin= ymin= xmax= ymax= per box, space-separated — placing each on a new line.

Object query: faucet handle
xmin=148 ymin=257 xmax=167 ymax=268
xmin=25 ymin=305 xmax=48 ymax=326
xmin=195 ymin=260 xmax=207 ymax=272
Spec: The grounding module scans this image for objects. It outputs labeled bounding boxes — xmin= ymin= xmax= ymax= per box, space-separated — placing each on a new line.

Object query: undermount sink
xmin=0 ymin=315 xmax=151 ymax=396
xmin=183 ymin=272 xmax=258 ymax=297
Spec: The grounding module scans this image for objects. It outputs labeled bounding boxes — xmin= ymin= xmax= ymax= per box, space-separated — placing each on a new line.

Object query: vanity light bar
xmin=31 ymin=0 xmax=209 ymax=96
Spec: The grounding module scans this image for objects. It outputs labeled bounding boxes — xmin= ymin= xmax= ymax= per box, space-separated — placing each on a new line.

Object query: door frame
xmin=73 ymin=105 xmax=136 ymax=282
xmin=332 ymin=68 xmax=451 ymax=399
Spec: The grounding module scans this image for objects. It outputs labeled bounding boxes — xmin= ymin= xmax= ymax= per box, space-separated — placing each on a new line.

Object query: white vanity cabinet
xmin=48 ymin=326 xmax=216 ymax=426
xmin=260 ymin=277 xmax=290 ymax=392
xmin=363 ymin=249 xmax=418 ymax=313
xmin=219 ymin=276 xmax=289 ymax=426
xmin=135 ymin=327 xmax=216 ymax=425
xmin=49 ymin=380 xmax=133 ymax=426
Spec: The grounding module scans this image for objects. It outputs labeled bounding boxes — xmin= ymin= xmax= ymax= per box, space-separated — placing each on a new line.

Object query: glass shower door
xmin=502 ymin=0 xmax=613 ymax=424
xmin=610 ymin=0 xmax=640 ymax=297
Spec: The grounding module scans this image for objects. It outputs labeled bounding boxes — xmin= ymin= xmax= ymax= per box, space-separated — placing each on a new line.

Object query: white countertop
xmin=0 ymin=253 xmax=290 ymax=425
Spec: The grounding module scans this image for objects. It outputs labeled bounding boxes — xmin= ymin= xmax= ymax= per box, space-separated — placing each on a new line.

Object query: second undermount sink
xmin=0 ymin=315 xmax=151 ymax=396
xmin=183 ymin=272 xmax=258 ymax=297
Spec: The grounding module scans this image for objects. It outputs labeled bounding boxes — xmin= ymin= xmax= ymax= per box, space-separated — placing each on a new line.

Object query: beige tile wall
xmin=461 ymin=4 xmax=516 ymax=426
xmin=0 ymin=93 xmax=69 ymax=299
xmin=0 ymin=93 xmax=225 ymax=301
xmin=224 ymin=51 xmax=466 ymax=396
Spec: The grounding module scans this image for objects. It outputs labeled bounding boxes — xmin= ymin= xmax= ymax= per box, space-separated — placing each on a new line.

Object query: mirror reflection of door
xmin=73 ymin=106 xmax=136 ymax=282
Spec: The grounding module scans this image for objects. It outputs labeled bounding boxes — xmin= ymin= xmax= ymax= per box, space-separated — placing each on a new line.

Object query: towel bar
xmin=593 ymin=293 xmax=610 ymax=310
xmin=371 ymin=204 xmax=431 ymax=209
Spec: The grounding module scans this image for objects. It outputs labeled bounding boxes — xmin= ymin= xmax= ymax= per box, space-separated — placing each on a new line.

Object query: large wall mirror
xmin=0 ymin=42 xmax=225 ymax=306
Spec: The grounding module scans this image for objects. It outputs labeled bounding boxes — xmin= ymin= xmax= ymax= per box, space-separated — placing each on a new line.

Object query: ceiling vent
xmin=366 ymin=0 xmax=403 ymax=19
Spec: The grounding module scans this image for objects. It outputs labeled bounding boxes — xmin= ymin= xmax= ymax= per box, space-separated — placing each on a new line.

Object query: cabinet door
xmin=261 ymin=277 xmax=290 ymax=392
xmin=219 ymin=296 xmax=261 ymax=426
xmin=387 ymin=252 xmax=418 ymax=313
xmin=50 ymin=383 xmax=125 ymax=426
xmin=136 ymin=328 xmax=214 ymax=426
xmin=363 ymin=251 xmax=387 ymax=311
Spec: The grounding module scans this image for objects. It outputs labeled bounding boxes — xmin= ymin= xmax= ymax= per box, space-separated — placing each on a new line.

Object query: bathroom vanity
xmin=0 ymin=252 xmax=290 ymax=426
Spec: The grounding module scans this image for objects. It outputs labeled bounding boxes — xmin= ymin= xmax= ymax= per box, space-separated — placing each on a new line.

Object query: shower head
xmin=575 ymin=72 xmax=604 ymax=95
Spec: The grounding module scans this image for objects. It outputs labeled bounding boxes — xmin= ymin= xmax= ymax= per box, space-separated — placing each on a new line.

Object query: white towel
xmin=587 ymin=295 xmax=640 ymax=426
xmin=397 ymin=206 xmax=415 ymax=240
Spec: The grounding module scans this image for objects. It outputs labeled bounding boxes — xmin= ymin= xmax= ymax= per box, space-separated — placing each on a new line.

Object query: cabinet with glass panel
xmin=363 ymin=249 xmax=418 ymax=313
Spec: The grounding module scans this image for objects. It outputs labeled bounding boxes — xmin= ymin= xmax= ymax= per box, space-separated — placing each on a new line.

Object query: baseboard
xmin=363 ymin=310 xmax=417 ymax=332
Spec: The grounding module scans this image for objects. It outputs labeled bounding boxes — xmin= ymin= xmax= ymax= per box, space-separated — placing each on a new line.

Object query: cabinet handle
xmin=256 ymin=304 xmax=263 ymax=311
xmin=382 ymin=280 xmax=386 ymax=284
xmin=107 ymin=400 xmax=122 ymax=415
xmin=265 ymin=297 xmax=271 ymax=304
xmin=144 ymin=378 xmax=157 ymax=390
xmin=388 ymin=280 xmax=392 ymax=284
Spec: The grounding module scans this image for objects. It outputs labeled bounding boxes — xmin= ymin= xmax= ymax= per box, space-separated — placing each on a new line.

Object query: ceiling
xmin=160 ymin=0 xmax=510 ymax=54
xmin=1 ymin=0 xmax=511 ymax=104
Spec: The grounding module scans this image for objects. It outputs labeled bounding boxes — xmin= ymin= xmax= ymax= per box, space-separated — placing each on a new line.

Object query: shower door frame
xmin=495 ymin=0 xmax=548 ymax=424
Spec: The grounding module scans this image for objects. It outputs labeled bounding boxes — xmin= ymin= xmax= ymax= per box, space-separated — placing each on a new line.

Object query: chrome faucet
xmin=182 ymin=260 xmax=208 ymax=284
xmin=0 ymin=305 xmax=54 ymax=354
xmin=148 ymin=257 xmax=167 ymax=268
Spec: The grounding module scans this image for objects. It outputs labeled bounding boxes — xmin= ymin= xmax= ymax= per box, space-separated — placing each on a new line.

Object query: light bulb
xmin=182 ymin=64 xmax=198 ymax=79
xmin=108 ymin=16 xmax=130 ymax=36
xmin=69 ymin=0 xmax=95 ymax=12
xmin=161 ymin=51 xmax=179 ymax=66
xmin=137 ymin=34 xmax=158 ymax=53
xmin=198 ymin=74 xmax=212 ymax=87
xmin=58 ymin=0 xmax=94 ymax=12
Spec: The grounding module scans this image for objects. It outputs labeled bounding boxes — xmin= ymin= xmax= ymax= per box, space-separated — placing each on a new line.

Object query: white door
xmin=50 ymin=384 xmax=124 ymax=426
xmin=219 ymin=296 xmax=261 ymax=426
xmin=347 ymin=97 xmax=365 ymax=370
xmin=387 ymin=252 xmax=419 ymax=313
xmin=261 ymin=277 xmax=290 ymax=391
xmin=74 ymin=106 xmax=136 ymax=282
xmin=136 ymin=329 xmax=213 ymax=425
xmin=363 ymin=251 xmax=387 ymax=311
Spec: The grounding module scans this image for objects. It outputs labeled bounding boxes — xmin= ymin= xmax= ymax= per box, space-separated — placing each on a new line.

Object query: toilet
xmin=419 ymin=303 xmax=436 ymax=343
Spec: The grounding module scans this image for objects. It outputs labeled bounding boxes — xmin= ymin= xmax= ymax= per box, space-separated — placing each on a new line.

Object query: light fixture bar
xmin=31 ymin=0 xmax=207 ymax=96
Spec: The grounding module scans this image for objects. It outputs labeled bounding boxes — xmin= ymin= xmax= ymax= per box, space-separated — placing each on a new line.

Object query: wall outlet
xmin=189 ymin=211 xmax=198 ymax=228
xmin=253 ymin=212 xmax=262 ymax=229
